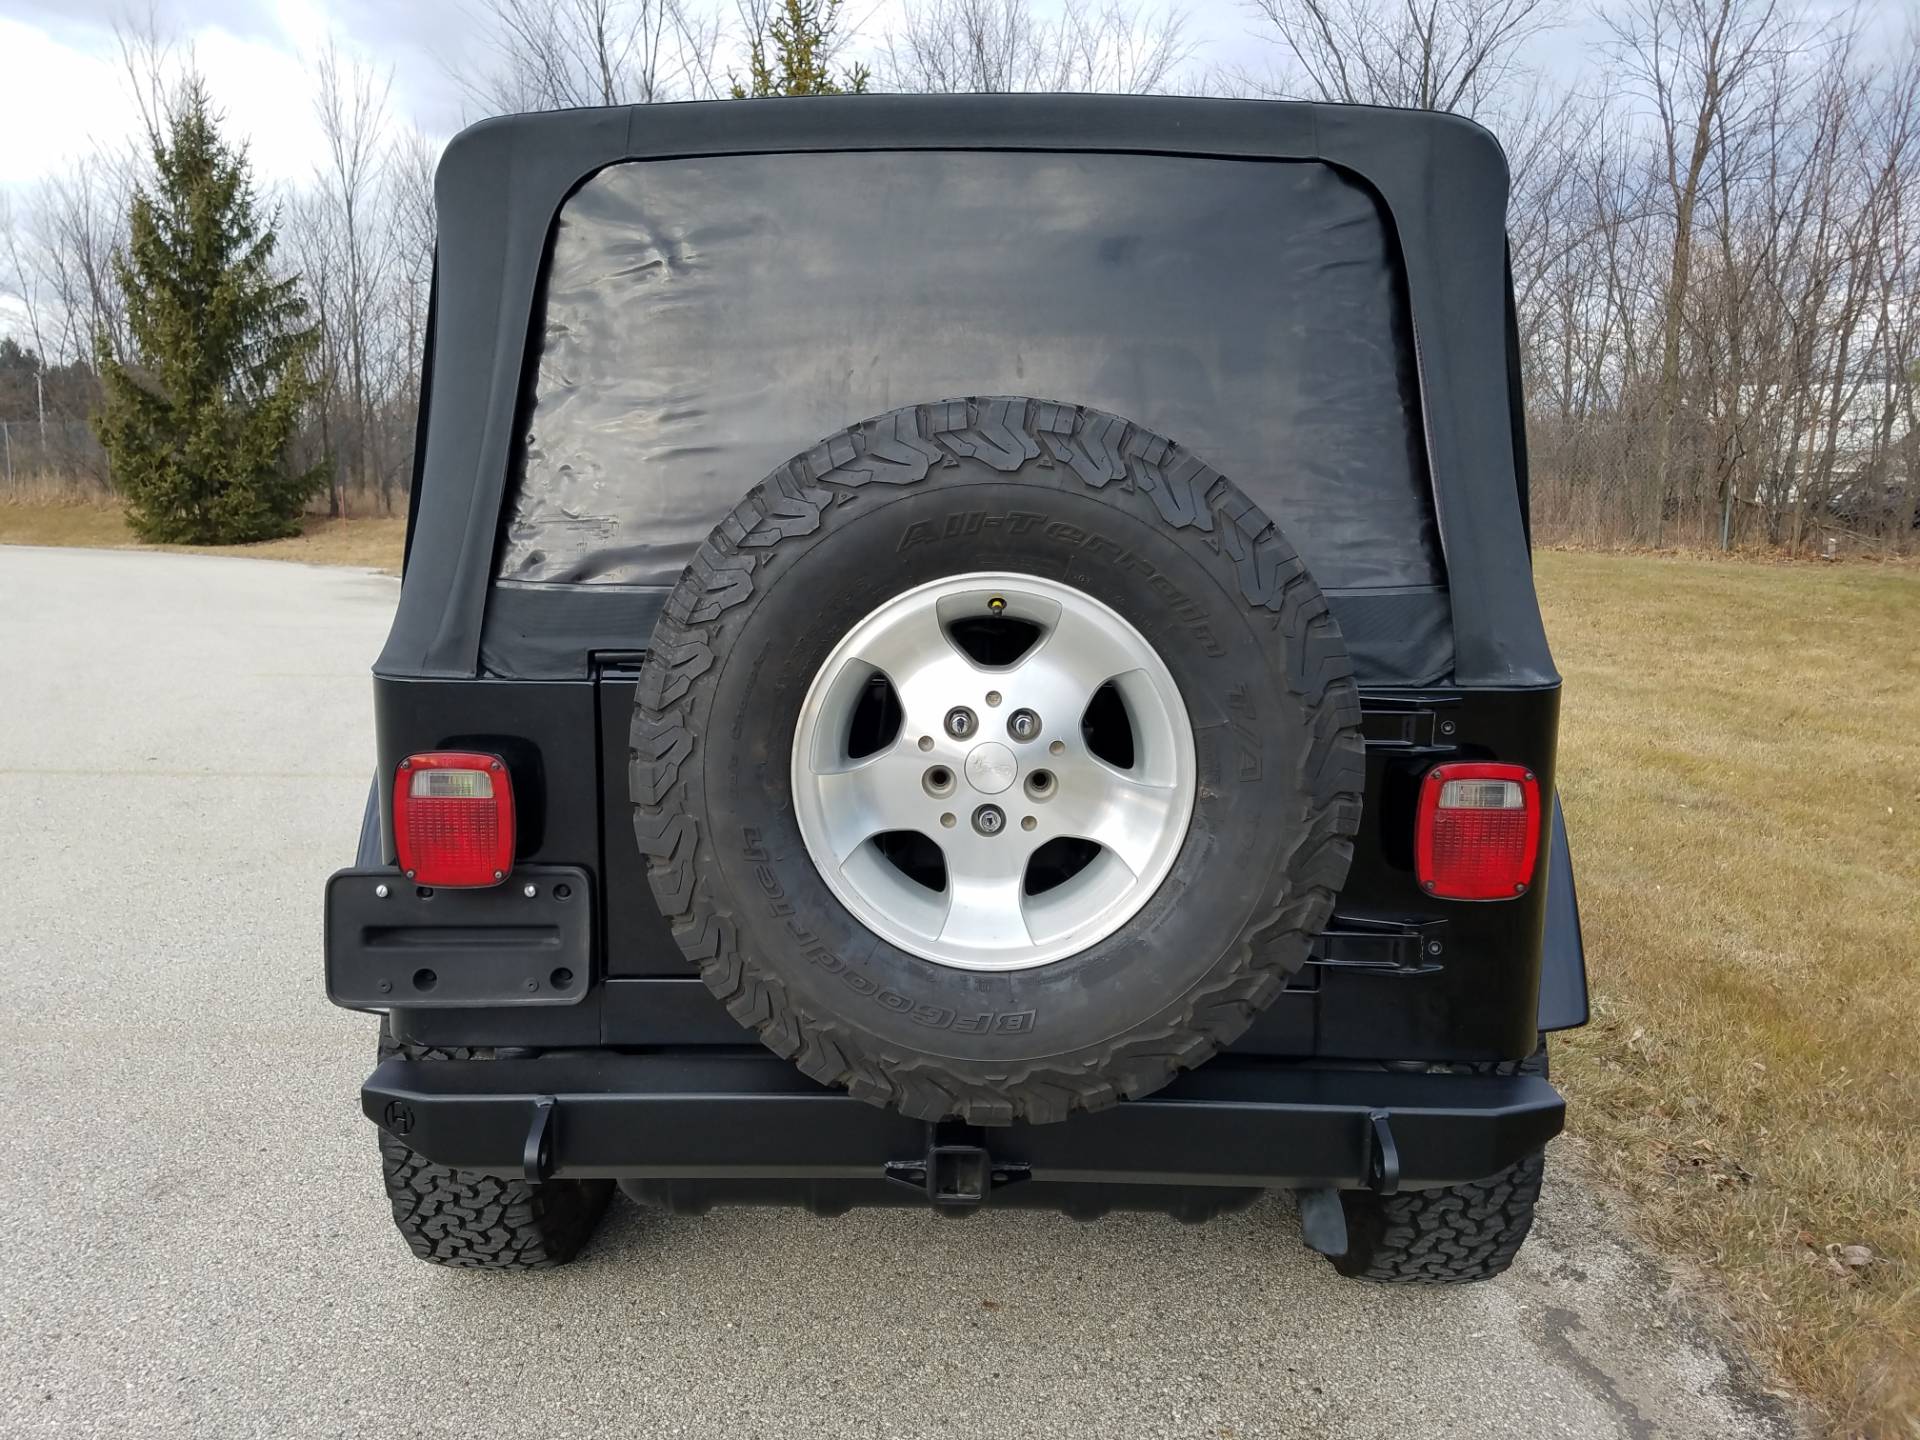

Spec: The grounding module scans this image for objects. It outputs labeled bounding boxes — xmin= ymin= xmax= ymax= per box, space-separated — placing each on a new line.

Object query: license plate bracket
xmin=325 ymin=865 xmax=592 ymax=1010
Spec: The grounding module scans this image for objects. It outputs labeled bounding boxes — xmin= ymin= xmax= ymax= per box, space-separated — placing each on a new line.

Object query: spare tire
xmin=631 ymin=398 xmax=1364 ymax=1125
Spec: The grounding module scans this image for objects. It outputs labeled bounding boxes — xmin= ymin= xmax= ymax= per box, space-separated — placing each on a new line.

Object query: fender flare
xmin=354 ymin=777 xmax=385 ymax=869
xmin=1537 ymin=791 xmax=1589 ymax=1032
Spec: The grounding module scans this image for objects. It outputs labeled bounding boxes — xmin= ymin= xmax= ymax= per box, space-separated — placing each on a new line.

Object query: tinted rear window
xmin=496 ymin=149 xmax=1444 ymax=600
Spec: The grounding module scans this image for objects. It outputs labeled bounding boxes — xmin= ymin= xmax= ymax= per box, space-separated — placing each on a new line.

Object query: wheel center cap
xmin=963 ymin=741 xmax=1018 ymax=795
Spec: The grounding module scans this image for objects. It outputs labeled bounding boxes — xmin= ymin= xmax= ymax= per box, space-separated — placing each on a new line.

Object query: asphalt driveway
xmin=0 ymin=545 xmax=1797 ymax=1439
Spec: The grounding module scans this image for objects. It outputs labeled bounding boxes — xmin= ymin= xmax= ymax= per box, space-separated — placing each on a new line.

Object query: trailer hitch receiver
xmin=885 ymin=1130 xmax=1032 ymax=1208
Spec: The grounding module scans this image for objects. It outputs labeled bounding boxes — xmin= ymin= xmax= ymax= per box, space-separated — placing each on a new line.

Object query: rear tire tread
xmin=375 ymin=1027 xmax=612 ymax=1270
xmin=1332 ymin=1041 xmax=1550 ymax=1284
xmin=1332 ymin=1150 xmax=1546 ymax=1284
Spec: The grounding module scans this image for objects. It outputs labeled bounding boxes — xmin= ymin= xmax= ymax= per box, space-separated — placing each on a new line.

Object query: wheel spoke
xmin=1020 ymin=603 xmax=1153 ymax=713
xmin=1043 ymin=763 xmax=1184 ymax=878
xmin=938 ymin=866 xmax=1033 ymax=949
xmin=842 ymin=600 xmax=964 ymax=693
xmin=807 ymin=748 xmax=927 ymax=863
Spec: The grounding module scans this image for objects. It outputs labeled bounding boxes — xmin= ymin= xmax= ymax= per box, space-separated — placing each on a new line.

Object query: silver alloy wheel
xmin=790 ymin=572 xmax=1197 ymax=972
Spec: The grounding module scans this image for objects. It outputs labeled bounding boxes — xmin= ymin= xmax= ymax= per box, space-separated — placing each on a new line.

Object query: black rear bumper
xmin=364 ymin=1050 xmax=1563 ymax=1201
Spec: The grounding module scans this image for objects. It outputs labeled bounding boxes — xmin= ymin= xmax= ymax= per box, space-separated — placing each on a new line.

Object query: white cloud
xmin=0 ymin=9 xmax=349 ymax=191
xmin=6 ymin=0 xmax=1270 ymax=195
xmin=0 ymin=0 xmax=1655 ymax=206
xmin=0 ymin=18 xmax=147 ymax=184
xmin=194 ymin=21 xmax=335 ymax=183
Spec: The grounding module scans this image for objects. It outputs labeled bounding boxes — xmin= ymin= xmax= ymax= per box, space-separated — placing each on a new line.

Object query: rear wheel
xmin=1330 ymin=1151 xmax=1547 ymax=1284
xmin=1329 ymin=1041 xmax=1550 ymax=1284
xmin=375 ymin=1022 xmax=613 ymax=1269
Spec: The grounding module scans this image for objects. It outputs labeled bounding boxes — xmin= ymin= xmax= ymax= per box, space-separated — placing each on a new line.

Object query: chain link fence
xmin=1528 ymin=406 xmax=1920 ymax=556
xmin=0 ymin=418 xmax=109 ymax=496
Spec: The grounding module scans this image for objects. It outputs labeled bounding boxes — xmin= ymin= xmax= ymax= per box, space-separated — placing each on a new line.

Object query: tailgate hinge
xmin=1309 ymin=915 xmax=1447 ymax=975
xmin=1359 ymin=696 xmax=1463 ymax=752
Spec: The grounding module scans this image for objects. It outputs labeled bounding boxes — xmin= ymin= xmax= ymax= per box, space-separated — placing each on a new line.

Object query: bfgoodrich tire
xmin=1330 ymin=1042 xmax=1552 ymax=1283
xmin=375 ymin=1023 xmax=612 ymax=1269
xmin=631 ymin=398 xmax=1365 ymax=1125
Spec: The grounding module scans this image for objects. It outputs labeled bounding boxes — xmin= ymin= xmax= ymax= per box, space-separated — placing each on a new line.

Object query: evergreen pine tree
xmin=732 ymin=0 xmax=870 ymax=97
xmin=95 ymin=80 xmax=321 ymax=543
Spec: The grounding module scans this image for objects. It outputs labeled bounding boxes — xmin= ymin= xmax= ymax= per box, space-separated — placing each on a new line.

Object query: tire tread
xmin=374 ymin=1025 xmax=612 ymax=1269
xmin=1332 ymin=1042 xmax=1551 ymax=1283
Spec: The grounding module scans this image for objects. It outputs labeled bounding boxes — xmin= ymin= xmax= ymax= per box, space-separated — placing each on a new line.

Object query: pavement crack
xmin=1537 ymin=1305 xmax=1657 ymax=1440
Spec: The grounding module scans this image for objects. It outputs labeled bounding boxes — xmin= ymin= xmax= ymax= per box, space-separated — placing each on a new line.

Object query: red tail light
xmin=393 ymin=752 xmax=515 ymax=887
xmin=1415 ymin=762 xmax=1541 ymax=901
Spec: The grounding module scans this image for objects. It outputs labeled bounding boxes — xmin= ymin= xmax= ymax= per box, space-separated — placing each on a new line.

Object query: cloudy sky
xmin=0 ymin=0 xmax=1267 ymax=188
xmin=0 ymin=0 xmax=1623 ymax=193
xmin=1 ymin=0 xmax=480 ymax=185
xmin=4 ymin=0 xmax=1908 ymax=196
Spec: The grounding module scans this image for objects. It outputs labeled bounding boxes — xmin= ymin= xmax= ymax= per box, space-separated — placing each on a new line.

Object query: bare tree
xmin=460 ymin=0 xmax=724 ymax=109
xmin=115 ymin=6 xmax=189 ymax=146
xmin=19 ymin=161 xmax=133 ymax=367
xmin=1604 ymin=0 xmax=1800 ymax=542
xmin=880 ymin=0 xmax=1192 ymax=94
xmin=3 ymin=0 xmax=1916 ymax=553
xmin=0 ymin=193 xmax=51 ymax=366
xmin=1507 ymin=8 xmax=1920 ymax=557
xmin=1242 ymin=0 xmax=1560 ymax=116
xmin=1860 ymin=46 xmax=1920 ymax=548
xmin=313 ymin=42 xmax=399 ymax=513
xmin=388 ymin=125 xmax=441 ymax=436
xmin=286 ymin=190 xmax=345 ymax=515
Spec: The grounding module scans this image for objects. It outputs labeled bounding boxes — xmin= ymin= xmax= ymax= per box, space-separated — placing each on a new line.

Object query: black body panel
xmin=369 ymin=671 xmax=1567 ymax=1064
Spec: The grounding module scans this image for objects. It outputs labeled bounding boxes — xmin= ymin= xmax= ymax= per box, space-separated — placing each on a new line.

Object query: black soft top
xmin=379 ymin=95 xmax=1556 ymax=691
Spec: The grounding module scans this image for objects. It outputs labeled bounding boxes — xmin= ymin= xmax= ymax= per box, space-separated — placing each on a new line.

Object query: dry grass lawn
xmin=1538 ymin=549 xmax=1919 ymax=1436
xmin=0 ymin=498 xmax=405 ymax=572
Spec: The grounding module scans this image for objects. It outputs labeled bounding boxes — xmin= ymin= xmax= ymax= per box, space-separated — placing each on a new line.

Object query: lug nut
xmin=973 ymin=804 xmax=1005 ymax=836
xmin=945 ymin=707 xmax=976 ymax=739
xmin=1008 ymin=708 xmax=1041 ymax=741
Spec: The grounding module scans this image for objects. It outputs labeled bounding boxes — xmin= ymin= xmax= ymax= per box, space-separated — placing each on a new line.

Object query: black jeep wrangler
xmin=327 ymin=94 xmax=1587 ymax=1281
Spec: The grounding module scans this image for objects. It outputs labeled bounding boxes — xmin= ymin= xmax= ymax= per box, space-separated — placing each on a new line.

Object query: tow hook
xmin=1366 ymin=1108 xmax=1402 ymax=1194
xmin=521 ymin=1095 xmax=558 ymax=1184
